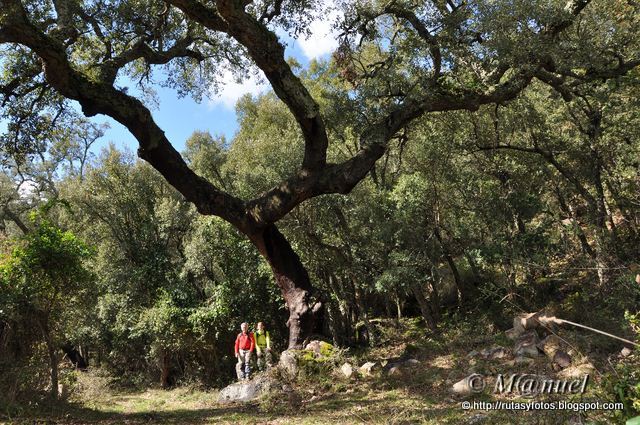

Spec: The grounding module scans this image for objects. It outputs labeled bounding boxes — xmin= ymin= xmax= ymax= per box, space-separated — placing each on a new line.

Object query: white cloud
xmin=296 ymin=8 xmax=341 ymax=60
xmin=208 ymin=1 xmax=342 ymax=110
xmin=17 ymin=180 xmax=38 ymax=198
xmin=208 ymin=69 xmax=269 ymax=109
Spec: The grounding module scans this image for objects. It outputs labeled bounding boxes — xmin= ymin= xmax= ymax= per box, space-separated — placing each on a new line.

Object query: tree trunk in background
xmin=434 ymin=228 xmax=466 ymax=303
xmin=61 ymin=344 xmax=88 ymax=370
xmin=37 ymin=316 xmax=58 ymax=400
xmin=353 ymin=279 xmax=375 ymax=346
xmin=555 ymin=187 xmax=596 ymax=258
xmin=249 ymin=224 xmax=323 ymax=348
xmin=464 ymin=252 xmax=482 ymax=286
xmin=427 ymin=274 xmax=442 ymax=323
xmin=395 ymin=292 xmax=403 ymax=320
xmin=411 ymin=283 xmax=437 ymax=331
xmin=326 ymin=299 xmax=344 ymax=346
xmin=326 ymin=274 xmax=352 ymax=346
xmin=160 ymin=350 xmax=171 ymax=388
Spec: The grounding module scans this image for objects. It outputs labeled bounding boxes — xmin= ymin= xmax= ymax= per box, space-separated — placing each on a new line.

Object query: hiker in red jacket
xmin=234 ymin=322 xmax=255 ymax=380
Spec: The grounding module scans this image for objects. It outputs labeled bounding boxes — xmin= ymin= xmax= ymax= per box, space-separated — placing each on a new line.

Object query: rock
xmin=305 ymin=340 xmax=322 ymax=354
xmin=451 ymin=374 xmax=486 ymax=395
xmin=621 ymin=347 xmax=633 ymax=357
xmin=279 ymin=350 xmax=299 ymax=378
xmin=514 ymin=356 xmax=535 ymax=365
xmin=340 ymin=362 xmax=355 ymax=379
xmin=282 ymin=384 xmax=293 ymax=392
xmin=557 ymin=363 xmax=595 ymax=380
xmin=467 ymin=350 xmax=480 ymax=358
xmin=480 ymin=346 xmax=507 ymax=360
xmin=359 ymin=361 xmax=381 ymax=376
xmin=403 ymin=358 xmax=421 ymax=367
xmin=467 ymin=413 xmax=487 ymax=424
xmin=452 ymin=377 xmax=470 ymax=394
xmin=387 ymin=366 xmax=403 ymax=377
xmin=538 ymin=335 xmax=563 ymax=359
xmin=513 ymin=318 xmax=526 ymax=335
xmin=218 ymin=376 xmax=278 ymax=403
xmin=553 ymin=350 xmax=572 ymax=369
xmin=514 ymin=331 xmax=540 ymax=358
xmin=514 ymin=312 xmax=541 ymax=332
xmin=505 ymin=327 xmax=523 ymax=340
xmin=304 ymin=340 xmax=335 ymax=357
xmin=383 ymin=358 xmax=419 ymax=376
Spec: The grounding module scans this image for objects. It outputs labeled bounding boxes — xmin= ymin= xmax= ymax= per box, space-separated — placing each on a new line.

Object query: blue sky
xmin=92 ymin=14 xmax=340 ymax=155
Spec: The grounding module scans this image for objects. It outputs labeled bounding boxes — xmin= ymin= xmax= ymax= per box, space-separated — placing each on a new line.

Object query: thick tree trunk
xmin=249 ymin=224 xmax=322 ymax=348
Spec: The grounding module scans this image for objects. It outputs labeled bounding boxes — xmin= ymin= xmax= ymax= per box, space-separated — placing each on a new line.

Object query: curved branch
xmin=384 ymin=4 xmax=442 ymax=77
xmin=1 ymin=0 xmax=248 ymax=230
xmin=169 ymin=0 xmax=329 ymax=171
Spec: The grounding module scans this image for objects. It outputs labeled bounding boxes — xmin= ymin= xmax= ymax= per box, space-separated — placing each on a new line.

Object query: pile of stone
xmin=451 ymin=312 xmax=598 ymax=394
xmin=506 ymin=312 xmax=572 ymax=370
xmin=336 ymin=357 xmax=421 ymax=379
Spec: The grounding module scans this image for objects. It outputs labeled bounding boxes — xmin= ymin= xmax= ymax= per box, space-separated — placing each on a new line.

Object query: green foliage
xmin=600 ymin=351 xmax=640 ymax=421
xmin=0 ymin=216 xmax=92 ymax=303
xmin=0 ymin=213 xmax=94 ymax=402
xmin=1 ymin=0 xmax=640 ymax=399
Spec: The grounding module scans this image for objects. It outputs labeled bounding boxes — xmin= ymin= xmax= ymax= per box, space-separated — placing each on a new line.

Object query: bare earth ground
xmin=0 ymin=319 xmax=627 ymax=424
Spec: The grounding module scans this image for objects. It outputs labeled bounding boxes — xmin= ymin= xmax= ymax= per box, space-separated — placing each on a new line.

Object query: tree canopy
xmin=1 ymin=0 xmax=639 ymax=347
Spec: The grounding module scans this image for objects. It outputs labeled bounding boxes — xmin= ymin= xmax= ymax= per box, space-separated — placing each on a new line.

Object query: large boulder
xmin=279 ymin=350 xmax=299 ymax=379
xmin=218 ymin=375 xmax=279 ymax=403
xmin=305 ymin=340 xmax=322 ymax=354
